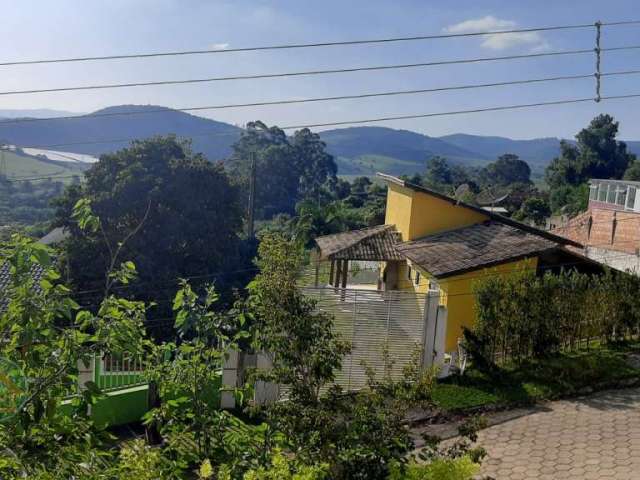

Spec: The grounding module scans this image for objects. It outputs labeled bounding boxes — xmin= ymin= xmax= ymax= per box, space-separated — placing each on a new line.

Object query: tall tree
xmin=480 ymin=153 xmax=531 ymax=187
xmin=53 ymin=136 xmax=244 ymax=332
xmin=228 ymin=122 xmax=337 ymax=220
xmin=546 ymin=114 xmax=635 ymax=188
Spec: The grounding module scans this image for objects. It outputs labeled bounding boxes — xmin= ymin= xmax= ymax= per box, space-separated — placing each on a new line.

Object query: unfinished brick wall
xmin=553 ymin=207 xmax=640 ymax=254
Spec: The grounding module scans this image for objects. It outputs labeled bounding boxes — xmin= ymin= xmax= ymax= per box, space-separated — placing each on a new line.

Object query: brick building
xmin=553 ymin=179 xmax=640 ymax=273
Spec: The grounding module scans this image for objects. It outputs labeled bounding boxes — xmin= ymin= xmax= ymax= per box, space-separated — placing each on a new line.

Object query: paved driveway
xmin=478 ymin=388 xmax=640 ymax=479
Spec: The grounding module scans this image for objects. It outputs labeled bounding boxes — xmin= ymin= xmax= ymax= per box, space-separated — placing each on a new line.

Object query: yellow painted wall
xmin=438 ymin=257 xmax=539 ymax=352
xmin=383 ymin=179 xmax=538 ymax=353
xmin=384 ymin=182 xmax=489 ymax=241
xmin=384 ymin=184 xmax=415 ymax=241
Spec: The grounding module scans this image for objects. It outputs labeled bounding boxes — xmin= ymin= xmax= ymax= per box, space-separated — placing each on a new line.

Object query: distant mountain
xmin=3 ymin=105 xmax=640 ymax=177
xmin=0 ymin=109 xmax=81 ymax=119
xmin=438 ymin=134 xmax=563 ymax=171
xmin=0 ymin=105 xmax=242 ymax=160
xmin=320 ymin=126 xmax=485 ymax=176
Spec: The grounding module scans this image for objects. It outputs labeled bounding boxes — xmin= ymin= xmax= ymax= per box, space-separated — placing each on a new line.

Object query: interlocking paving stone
xmin=478 ymin=388 xmax=640 ymax=479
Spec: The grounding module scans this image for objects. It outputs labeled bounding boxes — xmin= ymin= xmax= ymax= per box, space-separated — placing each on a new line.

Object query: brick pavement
xmin=478 ymin=388 xmax=640 ymax=479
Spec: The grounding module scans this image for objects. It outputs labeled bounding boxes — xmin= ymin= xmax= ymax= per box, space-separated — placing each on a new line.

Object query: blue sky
xmin=1 ymin=0 xmax=639 ymax=139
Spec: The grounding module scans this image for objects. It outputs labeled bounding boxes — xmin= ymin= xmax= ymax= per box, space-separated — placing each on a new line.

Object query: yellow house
xmin=315 ymin=173 xmax=597 ymax=368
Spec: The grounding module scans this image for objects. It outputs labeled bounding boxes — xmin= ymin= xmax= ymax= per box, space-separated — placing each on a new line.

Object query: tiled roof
xmin=395 ymin=221 xmax=559 ymax=278
xmin=315 ymin=225 xmax=405 ymax=261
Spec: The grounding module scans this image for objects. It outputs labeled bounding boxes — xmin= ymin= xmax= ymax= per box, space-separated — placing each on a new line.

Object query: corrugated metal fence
xmin=302 ymin=287 xmax=427 ymax=390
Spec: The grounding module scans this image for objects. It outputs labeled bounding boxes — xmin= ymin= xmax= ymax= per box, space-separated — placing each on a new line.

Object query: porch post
xmin=340 ymin=259 xmax=348 ymax=301
xmin=334 ymin=259 xmax=342 ymax=292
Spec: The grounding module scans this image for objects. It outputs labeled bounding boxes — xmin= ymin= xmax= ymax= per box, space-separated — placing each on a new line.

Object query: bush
xmin=469 ymin=267 xmax=640 ymax=365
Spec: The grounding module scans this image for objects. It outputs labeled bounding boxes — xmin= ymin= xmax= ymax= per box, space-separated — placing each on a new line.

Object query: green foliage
xmin=548 ymin=183 xmax=588 ymax=216
xmin=238 ymin=451 xmax=329 ymax=480
xmin=389 ymin=456 xmax=480 ymax=480
xmin=513 ymin=197 xmax=551 ymax=225
xmin=546 ymin=114 xmax=636 ymax=213
xmin=480 ymin=153 xmax=531 ymax=187
xmin=433 ymin=343 xmax=640 ymax=412
xmin=143 ymin=281 xmax=262 ymax=477
xmin=229 ymin=122 xmax=337 ymax=220
xmin=0 ymin=234 xmax=148 ymax=477
xmin=469 ymin=267 xmax=640 ymax=365
xmin=249 ymin=233 xmax=350 ymax=403
xmin=624 ymin=159 xmax=640 ymax=181
xmin=0 ymin=176 xmax=66 ymax=227
xmin=53 ymin=136 xmax=245 ymax=336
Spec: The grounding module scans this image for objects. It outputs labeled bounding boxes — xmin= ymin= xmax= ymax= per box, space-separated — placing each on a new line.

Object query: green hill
xmin=0 ymin=105 xmax=242 ymax=160
xmin=1 ymin=149 xmax=87 ymax=182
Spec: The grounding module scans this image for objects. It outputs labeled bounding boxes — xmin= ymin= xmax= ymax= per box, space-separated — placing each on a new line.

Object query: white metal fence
xmin=302 ymin=287 xmax=428 ymax=390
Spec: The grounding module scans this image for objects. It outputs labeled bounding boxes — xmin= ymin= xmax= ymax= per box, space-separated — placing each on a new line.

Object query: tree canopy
xmin=53 ymin=136 xmax=245 ymax=333
xmin=480 ymin=153 xmax=531 ymax=187
xmin=545 ymin=114 xmax=636 ymax=188
xmin=228 ymin=121 xmax=337 ymax=220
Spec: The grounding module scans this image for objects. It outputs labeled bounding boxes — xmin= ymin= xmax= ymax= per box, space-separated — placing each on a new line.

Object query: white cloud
xmin=443 ymin=15 xmax=550 ymax=52
xmin=209 ymin=42 xmax=229 ymax=50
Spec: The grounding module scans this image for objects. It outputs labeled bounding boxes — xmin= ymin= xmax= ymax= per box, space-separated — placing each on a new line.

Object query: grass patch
xmin=432 ymin=343 xmax=640 ymax=412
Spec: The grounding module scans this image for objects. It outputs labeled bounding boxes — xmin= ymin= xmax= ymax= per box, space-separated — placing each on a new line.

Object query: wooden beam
xmin=340 ymin=259 xmax=348 ymax=300
xmin=334 ymin=259 xmax=342 ymax=291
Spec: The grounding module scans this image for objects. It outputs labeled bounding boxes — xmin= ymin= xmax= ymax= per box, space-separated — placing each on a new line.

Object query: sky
xmin=1 ymin=0 xmax=640 ymax=140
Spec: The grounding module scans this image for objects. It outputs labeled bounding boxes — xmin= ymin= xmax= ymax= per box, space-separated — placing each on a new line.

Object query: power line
xmin=280 ymin=93 xmax=640 ymax=129
xmin=6 ymin=91 xmax=640 ymax=154
xmin=2 ymin=19 xmax=639 ymax=68
xmin=0 ymin=22 xmax=614 ymax=68
xmin=0 ymin=47 xmax=619 ymax=97
xmin=8 ymin=69 xmax=640 ymax=126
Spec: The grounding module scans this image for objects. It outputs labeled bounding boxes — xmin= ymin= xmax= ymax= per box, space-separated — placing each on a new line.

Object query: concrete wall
xmin=585 ymin=246 xmax=640 ymax=274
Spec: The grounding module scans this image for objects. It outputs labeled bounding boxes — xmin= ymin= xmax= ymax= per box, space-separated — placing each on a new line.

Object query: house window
xmin=415 ymin=271 xmax=421 ymax=285
xmin=607 ymin=184 xmax=616 ymax=203
xmin=407 ymin=266 xmax=412 ymax=280
xmin=589 ymin=184 xmax=598 ymax=201
xmin=627 ymin=187 xmax=637 ymax=210
xmin=428 ymin=280 xmax=439 ymax=292
xmin=616 ymin=187 xmax=627 ymax=206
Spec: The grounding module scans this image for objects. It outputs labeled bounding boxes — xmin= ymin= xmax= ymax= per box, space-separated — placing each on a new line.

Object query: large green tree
xmin=546 ymin=114 xmax=635 ymax=188
xmin=228 ymin=122 xmax=337 ymax=220
xmin=53 ymin=136 xmax=244 ymax=332
xmin=480 ymin=153 xmax=531 ymax=187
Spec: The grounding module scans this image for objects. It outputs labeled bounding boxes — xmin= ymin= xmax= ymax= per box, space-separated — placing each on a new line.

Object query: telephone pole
xmin=247 ymin=151 xmax=257 ymax=239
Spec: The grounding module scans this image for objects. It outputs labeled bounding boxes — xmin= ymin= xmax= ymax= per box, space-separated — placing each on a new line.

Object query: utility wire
xmin=1 ymin=20 xmax=638 ymax=67
xmin=8 ymin=69 xmax=640 ymax=126
xmin=5 ymin=91 xmax=640 ymax=155
xmin=0 ymin=47 xmax=621 ymax=97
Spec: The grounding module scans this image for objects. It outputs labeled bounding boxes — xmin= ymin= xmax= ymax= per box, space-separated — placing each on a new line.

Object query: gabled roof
xmin=395 ymin=221 xmax=558 ymax=278
xmin=377 ymin=173 xmax=583 ymax=249
xmin=315 ymin=225 xmax=404 ymax=261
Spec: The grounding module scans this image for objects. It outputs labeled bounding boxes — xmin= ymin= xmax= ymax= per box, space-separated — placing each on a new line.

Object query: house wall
xmin=384 ymin=183 xmax=489 ymax=241
xmin=438 ymin=257 xmax=539 ymax=352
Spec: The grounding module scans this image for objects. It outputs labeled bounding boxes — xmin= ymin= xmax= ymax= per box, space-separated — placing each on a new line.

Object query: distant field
xmin=1 ymin=149 xmax=87 ymax=183
xmin=337 ymin=154 xmax=425 ymax=176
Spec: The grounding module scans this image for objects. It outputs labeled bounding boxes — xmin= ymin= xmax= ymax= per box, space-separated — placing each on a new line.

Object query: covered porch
xmin=314 ymin=225 xmax=405 ymax=292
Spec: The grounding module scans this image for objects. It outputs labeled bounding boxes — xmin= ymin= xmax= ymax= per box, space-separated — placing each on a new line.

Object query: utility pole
xmin=247 ymin=151 xmax=257 ymax=239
